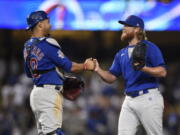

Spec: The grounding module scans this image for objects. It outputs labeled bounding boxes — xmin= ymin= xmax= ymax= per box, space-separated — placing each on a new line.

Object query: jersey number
xmin=30 ymin=58 xmax=40 ymax=78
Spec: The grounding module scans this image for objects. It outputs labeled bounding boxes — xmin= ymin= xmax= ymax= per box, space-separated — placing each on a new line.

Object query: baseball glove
xmin=132 ymin=42 xmax=147 ymax=70
xmin=62 ymin=75 xmax=84 ymax=101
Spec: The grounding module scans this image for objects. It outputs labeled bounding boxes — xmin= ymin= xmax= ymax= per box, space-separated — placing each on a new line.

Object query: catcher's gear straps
xmin=25 ymin=38 xmax=55 ymax=75
xmin=46 ymin=38 xmax=65 ymax=80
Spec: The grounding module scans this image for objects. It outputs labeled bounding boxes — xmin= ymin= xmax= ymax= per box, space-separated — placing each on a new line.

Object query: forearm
xmin=96 ymin=68 xmax=117 ymax=83
xmin=70 ymin=62 xmax=84 ymax=72
xmin=141 ymin=66 xmax=167 ymax=78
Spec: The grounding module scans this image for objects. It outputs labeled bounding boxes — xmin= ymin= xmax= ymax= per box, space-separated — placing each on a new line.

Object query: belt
xmin=36 ymin=84 xmax=63 ymax=91
xmin=126 ymin=88 xmax=157 ymax=98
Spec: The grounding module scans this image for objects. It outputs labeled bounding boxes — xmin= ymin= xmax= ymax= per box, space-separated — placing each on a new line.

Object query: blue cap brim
xmin=118 ymin=20 xmax=132 ymax=26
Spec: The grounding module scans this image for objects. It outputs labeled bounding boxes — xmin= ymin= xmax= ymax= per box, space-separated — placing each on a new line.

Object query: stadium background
xmin=0 ymin=0 xmax=179 ymax=135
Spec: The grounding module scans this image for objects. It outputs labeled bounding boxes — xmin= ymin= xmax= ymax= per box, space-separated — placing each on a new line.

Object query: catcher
xmin=91 ymin=15 xmax=167 ymax=135
xmin=23 ymin=11 xmax=94 ymax=135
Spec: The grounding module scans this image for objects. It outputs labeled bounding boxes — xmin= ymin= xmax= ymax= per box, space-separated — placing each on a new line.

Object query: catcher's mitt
xmin=62 ymin=76 xmax=84 ymax=101
xmin=132 ymin=42 xmax=147 ymax=70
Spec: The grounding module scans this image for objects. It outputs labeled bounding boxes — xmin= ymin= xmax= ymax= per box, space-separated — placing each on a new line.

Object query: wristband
xmin=83 ymin=63 xmax=87 ymax=70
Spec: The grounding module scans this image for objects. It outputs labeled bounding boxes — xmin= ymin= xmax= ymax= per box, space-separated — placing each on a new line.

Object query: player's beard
xmin=121 ymin=30 xmax=134 ymax=42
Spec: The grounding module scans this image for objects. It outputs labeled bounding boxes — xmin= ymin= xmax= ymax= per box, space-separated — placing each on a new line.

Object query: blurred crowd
xmin=0 ymin=57 xmax=179 ymax=135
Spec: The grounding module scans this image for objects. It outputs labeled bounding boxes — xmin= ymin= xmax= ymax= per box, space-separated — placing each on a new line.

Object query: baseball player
xmin=92 ymin=15 xmax=167 ymax=135
xmin=23 ymin=11 xmax=94 ymax=135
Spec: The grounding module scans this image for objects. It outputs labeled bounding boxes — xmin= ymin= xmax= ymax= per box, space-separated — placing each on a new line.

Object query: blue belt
xmin=126 ymin=89 xmax=149 ymax=98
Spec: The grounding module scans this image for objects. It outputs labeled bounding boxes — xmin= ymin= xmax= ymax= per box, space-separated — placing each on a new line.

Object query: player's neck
xmin=31 ymin=30 xmax=45 ymax=38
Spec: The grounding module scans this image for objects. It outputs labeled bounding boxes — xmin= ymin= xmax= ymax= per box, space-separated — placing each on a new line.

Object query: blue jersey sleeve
xmin=109 ymin=53 xmax=122 ymax=77
xmin=147 ymin=43 xmax=166 ymax=68
xmin=43 ymin=43 xmax=72 ymax=73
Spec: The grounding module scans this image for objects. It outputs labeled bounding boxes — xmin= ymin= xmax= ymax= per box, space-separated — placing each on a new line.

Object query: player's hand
xmin=84 ymin=58 xmax=95 ymax=71
xmin=93 ymin=59 xmax=100 ymax=72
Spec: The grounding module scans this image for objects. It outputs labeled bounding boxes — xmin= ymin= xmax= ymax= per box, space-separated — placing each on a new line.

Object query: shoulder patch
xmin=46 ymin=38 xmax=61 ymax=48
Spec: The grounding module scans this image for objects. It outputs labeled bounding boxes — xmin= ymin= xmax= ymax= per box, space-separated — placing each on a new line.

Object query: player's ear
xmin=135 ymin=27 xmax=146 ymax=40
xmin=37 ymin=22 xmax=43 ymax=29
xmin=135 ymin=27 xmax=141 ymax=34
xmin=135 ymin=27 xmax=143 ymax=37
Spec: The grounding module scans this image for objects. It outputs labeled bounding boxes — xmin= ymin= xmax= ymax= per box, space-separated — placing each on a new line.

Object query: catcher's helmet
xmin=26 ymin=11 xmax=49 ymax=30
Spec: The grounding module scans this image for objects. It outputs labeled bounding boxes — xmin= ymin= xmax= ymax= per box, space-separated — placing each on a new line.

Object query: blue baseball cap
xmin=118 ymin=15 xmax=144 ymax=29
xmin=26 ymin=11 xmax=49 ymax=30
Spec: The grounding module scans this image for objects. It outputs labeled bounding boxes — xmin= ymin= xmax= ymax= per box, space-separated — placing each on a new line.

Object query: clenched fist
xmin=84 ymin=58 xmax=95 ymax=71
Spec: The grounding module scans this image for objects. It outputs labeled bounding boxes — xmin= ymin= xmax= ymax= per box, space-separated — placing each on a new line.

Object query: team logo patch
xmin=57 ymin=50 xmax=64 ymax=58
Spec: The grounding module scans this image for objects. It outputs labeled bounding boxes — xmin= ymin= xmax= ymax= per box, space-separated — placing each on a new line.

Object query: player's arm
xmin=93 ymin=59 xmax=117 ymax=83
xmin=96 ymin=67 xmax=117 ymax=83
xmin=70 ymin=62 xmax=84 ymax=72
xmin=92 ymin=53 xmax=122 ymax=83
xmin=141 ymin=66 xmax=167 ymax=78
xmin=71 ymin=58 xmax=95 ymax=72
xmin=141 ymin=43 xmax=167 ymax=78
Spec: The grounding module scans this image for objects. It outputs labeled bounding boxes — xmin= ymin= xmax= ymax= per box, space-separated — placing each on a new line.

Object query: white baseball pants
xmin=30 ymin=85 xmax=63 ymax=134
xmin=118 ymin=88 xmax=164 ymax=135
